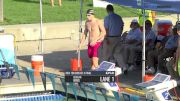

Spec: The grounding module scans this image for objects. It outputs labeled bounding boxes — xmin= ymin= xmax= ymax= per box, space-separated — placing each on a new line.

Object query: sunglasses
xmin=146 ymin=23 xmax=151 ymax=24
xmin=86 ymin=14 xmax=92 ymax=16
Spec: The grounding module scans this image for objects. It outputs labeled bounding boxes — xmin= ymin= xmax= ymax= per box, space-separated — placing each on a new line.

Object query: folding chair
xmin=0 ymin=34 xmax=20 ymax=81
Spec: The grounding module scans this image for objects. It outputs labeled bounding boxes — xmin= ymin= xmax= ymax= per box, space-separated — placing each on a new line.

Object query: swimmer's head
xmin=86 ymin=9 xmax=94 ymax=15
xmin=86 ymin=9 xmax=95 ymax=20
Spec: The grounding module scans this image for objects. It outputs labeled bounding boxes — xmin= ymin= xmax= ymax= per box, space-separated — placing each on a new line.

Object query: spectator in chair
xmin=144 ymin=20 xmax=157 ymax=52
xmin=125 ymin=20 xmax=156 ymax=70
xmin=120 ymin=19 xmax=142 ymax=71
xmin=146 ymin=26 xmax=179 ymax=74
xmin=166 ymin=22 xmax=180 ymax=94
xmin=125 ymin=20 xmax=156 ymax=71
xmin=174 ymin=21 xmax=180 ymax=74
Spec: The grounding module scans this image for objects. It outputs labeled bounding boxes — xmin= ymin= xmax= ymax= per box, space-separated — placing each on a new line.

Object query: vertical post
xmin=137 ymin=0 xmax=145 ymax=82
xmin=142 ymin=0 xmax=146 ymax=82
xmin=178 ymin=14 xmax=179 ymax=22
xmin=142 ymin=9 xmax=146 ymax=82
xmin=78 ymin=0 xmax=83 ymax=71
xmin=40 ymin=0 xmax=44 ymax=72
xmin=0 ymin=0 xmax=3 ymax=22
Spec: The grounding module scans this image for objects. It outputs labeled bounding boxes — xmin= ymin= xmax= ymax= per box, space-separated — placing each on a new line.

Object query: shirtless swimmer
xmin=78 ymin=9 xmax=106 ymax=70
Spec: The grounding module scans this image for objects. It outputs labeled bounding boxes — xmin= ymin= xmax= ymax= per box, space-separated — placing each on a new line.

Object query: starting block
xmin=134 ymin=73 xmax=177 ymax=101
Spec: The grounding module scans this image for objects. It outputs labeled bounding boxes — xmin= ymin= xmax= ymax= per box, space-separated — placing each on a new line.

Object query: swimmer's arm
xmin=97 ymin=20 xmax=106 ymax=42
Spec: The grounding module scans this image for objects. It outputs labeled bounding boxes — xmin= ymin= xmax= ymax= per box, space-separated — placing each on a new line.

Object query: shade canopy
xmin=106 ymin=0 xmax=180 ymax=13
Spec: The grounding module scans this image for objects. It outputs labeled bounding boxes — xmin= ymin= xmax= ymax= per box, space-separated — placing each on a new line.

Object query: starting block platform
xmin=134 ymin=73 xmax=178 ymax=101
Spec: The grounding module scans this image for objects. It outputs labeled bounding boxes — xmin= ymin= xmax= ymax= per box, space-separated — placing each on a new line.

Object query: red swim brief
xmin=88 ymin=42 xmax=101 ymax=58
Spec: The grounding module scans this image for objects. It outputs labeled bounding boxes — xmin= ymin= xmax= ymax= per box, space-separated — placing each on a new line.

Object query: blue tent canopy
xmin=106 ymin=0 xmax=180 ymax=82
xmin=106 ymin=0 xmax=180 ymax=13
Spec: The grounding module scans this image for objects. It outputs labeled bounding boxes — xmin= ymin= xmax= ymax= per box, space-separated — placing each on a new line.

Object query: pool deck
xmin=0 ymin=38 xmax=146 ymax=101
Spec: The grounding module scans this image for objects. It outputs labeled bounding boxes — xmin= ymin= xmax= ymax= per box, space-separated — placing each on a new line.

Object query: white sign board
xmin=93 ymin=0 xmax=112 ymax=8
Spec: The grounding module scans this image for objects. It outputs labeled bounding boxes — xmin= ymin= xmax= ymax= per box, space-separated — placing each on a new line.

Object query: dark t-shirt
xmin=155 ymin=36 xmax=169 ymax=48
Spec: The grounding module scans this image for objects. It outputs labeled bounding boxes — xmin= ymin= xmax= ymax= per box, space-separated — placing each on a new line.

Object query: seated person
xmin=123 ymin=20 xmax=156 ymax=71
xmin=144 ymin=20 xmax=157 ymax=52
xmin=164 ymin=22 xmax=180 ymax=77
xmin=120 ymin=19 xmax=142 ymax=70
xmin=146 ymin=26 xmax=179 ymax=74
xmin=114 ymin=19 xmax=142 ymax=72
xmin=126 ymin=20 xmax=156 ymax=67
xmin=166 ymin=22 xmax=180 ymax=93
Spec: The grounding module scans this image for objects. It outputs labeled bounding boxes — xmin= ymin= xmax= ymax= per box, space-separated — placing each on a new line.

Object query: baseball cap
xmin=87 ymin=9 xmax=94 ymax=15
xmin=131 ymin=19 xmax=138 ymax=23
